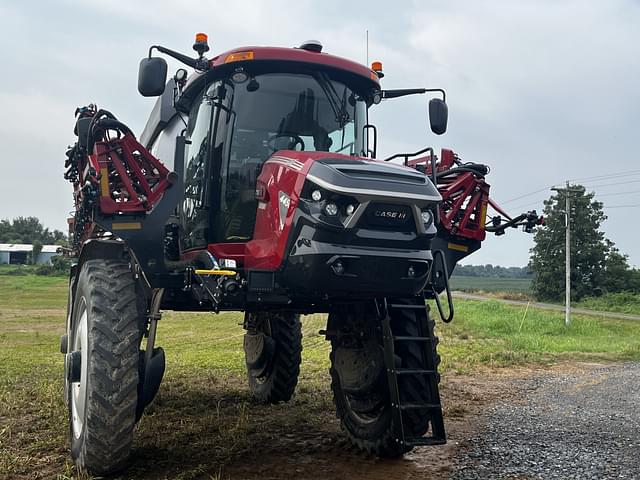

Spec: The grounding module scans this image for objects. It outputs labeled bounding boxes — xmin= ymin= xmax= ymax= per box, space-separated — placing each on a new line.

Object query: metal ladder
xmin=380 ymin=299 xmax=446 ymax=448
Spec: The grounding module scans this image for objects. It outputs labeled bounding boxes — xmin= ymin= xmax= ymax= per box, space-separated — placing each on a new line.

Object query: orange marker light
xmin=225 ymin=51 xmax=255 ymax=63
xmin=371 ymin=61 xmax=383 ymax=71
xmin=195 ymin=32 xmax=208 ymax=43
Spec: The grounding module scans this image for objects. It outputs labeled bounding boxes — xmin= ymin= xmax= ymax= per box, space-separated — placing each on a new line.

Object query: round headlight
xmin=345 ymin=204 xmax=356 ymax=216
xmin=421 ymin=210 xmax=434 ymax=225
xmin=324 ymin=203 xmax=338 ymax=216
xmin=311 ymin=190 xmax=322 ymax=201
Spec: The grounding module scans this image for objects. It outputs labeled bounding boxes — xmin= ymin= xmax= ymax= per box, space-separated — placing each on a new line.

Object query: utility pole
xmin=551 ymin=182 xmax=581 ymax=326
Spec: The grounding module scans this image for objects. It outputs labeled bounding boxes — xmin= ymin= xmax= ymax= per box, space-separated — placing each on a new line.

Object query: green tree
xmin=530 ymin=185 xmax=611 ymax=301
xmin=0 ymin=217 xmax=67 ymax=245
xmin=601 ymin=244 xmax=636 ymax=293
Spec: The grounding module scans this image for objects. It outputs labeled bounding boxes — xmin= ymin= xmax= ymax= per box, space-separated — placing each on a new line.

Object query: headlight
xmin=324 ymin=202 xmax=339 ymax=216
xmin=311 ymin=189 xmax=322 ymax=201
xmin=421 ymin=210 xmax=434 ymax=226
xmin=345 ymin=204 xmax=356 ymax=216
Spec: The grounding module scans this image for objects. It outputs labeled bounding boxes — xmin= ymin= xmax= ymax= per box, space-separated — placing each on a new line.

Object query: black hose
xmin=163 ymin=250 xmax=217 ymax=272
xmin=436 ymin=164 xmax=489 ymax=179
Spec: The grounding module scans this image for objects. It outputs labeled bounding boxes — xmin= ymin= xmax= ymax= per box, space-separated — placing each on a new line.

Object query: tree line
xmin=453 ymin=264 xmax=531 ymax=278
xmin=0 ymin=217 xmax=66 ymax=245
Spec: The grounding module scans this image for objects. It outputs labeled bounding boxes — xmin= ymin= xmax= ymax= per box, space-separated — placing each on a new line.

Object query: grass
xmin=0 ymin=273 xmax=68 ymax=310
xmin=1 ymin=275 xmax=640 ymax=478
xmin=574 ymin=292 xmax=640 ymax=316
xmin=450 ymin=275 xmax=640 ymax=316
xmin=437 ymin=299 xmax=640 ymax=373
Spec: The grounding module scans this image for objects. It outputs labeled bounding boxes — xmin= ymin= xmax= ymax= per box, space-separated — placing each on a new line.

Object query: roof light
xmin=371 ymin=61 xmax=384 ymax=78
xmin=225 ymin=51 xmax=255 ymax=63
xmin=193 ymin=32 xmax=210 ymax=55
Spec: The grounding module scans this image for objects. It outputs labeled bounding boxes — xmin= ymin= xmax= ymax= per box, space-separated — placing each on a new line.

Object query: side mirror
xmin=138 ymin=57 xmax=168 ymax=97
xmin=429 ymin=98 xmax=448 ymax=135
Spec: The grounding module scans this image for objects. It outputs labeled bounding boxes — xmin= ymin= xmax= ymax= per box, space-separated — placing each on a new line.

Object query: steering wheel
xmin=266 ymin=133 xmax=305 ymax=152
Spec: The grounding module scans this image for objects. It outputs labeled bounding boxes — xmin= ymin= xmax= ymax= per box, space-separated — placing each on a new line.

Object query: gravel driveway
xmin=450 ymin=363 xmax=640 ymax=479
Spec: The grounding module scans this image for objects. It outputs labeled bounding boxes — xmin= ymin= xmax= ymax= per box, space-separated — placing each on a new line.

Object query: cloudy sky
xmin=1 ymin=0 xmax=638 ymax=267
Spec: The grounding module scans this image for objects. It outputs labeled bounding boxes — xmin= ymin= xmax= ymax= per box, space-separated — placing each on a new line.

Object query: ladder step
xmin=399 ymin=403 xmax=441 ymax=410
xmin=394 ymin=335 xmax=433 ymax=342
xmin=387 ymin=303 xmax=426 ymax=310
xmin=395 ymin=368 xmax=436 ymax=376
xmin=405 ymin=436 xmax=447 ymax=447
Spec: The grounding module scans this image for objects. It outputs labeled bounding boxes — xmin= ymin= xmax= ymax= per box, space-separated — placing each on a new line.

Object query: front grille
xmin=360 ymin=203 xmax=415 ymax=232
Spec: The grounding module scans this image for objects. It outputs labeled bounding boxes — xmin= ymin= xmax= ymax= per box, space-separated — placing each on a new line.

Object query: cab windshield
xmin=229 ymin=72 xmax=367 ymax=158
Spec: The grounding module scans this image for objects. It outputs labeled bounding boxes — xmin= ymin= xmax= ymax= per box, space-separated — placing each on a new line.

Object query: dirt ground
xmin=222 ymin=367 xmax=540 ymax=480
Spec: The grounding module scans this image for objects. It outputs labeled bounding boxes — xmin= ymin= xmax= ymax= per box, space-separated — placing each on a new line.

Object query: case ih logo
xmin=374 ymin=210 xmax=408 ymax=220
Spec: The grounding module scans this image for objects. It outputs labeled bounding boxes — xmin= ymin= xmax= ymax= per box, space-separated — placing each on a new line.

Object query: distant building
xmin=0 ymin=244 xmax=60 ymax=265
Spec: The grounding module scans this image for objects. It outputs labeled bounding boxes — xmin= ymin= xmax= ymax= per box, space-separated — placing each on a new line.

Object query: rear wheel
xmin=329 ymin=299 xmax=440 ymax=457
xmin=244 ymin=311 xmax=302 ymax=403
xmin=65 ymin=259 xmax=144 ymax=475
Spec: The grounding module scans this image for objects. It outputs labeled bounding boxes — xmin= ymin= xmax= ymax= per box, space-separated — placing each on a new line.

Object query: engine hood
xmin=265 ymin=151 xmax=441 ymax=205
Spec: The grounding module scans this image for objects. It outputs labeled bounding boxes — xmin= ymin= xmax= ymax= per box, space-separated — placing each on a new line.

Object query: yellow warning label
xmin=111 ymin=222 xmax=142 ymax=230
xmin=448 ymin=242 xmax=469 ymax=253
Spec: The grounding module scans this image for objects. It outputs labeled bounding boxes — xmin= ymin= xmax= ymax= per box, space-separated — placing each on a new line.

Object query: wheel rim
xmin=71 ymin=302 xmax=89 ymax=440
xmin=343 ymin=383 xmax=387 ymax=425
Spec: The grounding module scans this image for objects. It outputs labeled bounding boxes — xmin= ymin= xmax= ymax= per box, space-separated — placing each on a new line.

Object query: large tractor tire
xmin=65 ymin=259 xmax=145 ymax=475
xmin=329 ymin=299 xmax=441 ymax=457
xmin=244 ymin=311 xmax=302 ymax=403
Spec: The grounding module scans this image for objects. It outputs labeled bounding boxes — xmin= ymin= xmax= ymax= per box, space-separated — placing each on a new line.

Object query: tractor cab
xmin=139 ymin=39 xmax=390 ymax=266
xmin=179 ymin=68 xmax=370 ymax=249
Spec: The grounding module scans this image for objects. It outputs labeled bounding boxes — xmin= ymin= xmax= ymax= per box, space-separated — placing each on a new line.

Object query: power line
xmin=568 ymin=169 xmax=640 ymax=183
xmin=500 ymin=186 xmax=554 ymax=205
xmin=595 ymin=189 xmax=640 ymax=198
xmin=498 ymin=168 xmax=640 ymax=205
xmin=582 ymin=179 xmax=640 ymax=189
xmin=508 ymin=198 xmax=547 ymax=212
xmin=604 ymin=203 xmax=640 ymax=209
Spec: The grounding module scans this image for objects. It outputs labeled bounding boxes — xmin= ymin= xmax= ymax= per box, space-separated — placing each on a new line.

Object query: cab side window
xmin=181 ymin=89 xmax=213 ymax=249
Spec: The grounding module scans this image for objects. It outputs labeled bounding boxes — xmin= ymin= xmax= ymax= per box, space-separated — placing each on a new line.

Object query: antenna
xmin=366 ymin=29 xmax=369 ymax=65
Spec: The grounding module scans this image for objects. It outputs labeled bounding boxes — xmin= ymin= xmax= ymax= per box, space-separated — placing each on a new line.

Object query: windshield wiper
xmin=313 ymin=72 xmax=350 ymax=128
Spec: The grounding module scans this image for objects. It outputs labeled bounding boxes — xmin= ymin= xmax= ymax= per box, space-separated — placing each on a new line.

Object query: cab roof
xmin=209 ymin=45 xmax=380 ymax=87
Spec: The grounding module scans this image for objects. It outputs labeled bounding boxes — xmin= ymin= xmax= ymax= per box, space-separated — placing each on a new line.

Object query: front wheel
xmin=65 ymin=259 xmax=144 ymax=475
xmin=244 ymin=311 xmax=302 ymax=403
xmin=329 ymin=299 xmax=441 ymax=457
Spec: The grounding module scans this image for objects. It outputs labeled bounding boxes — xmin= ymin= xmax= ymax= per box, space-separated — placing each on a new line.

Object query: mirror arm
xmin=149 ymin=45 xmax=209 ymax=71
xmin=382 ymin=88 xmax=446 ymax=102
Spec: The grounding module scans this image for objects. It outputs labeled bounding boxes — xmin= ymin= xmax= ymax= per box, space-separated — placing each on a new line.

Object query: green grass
xmin=450 ymin=275 xmax=532 ymax=294
xmin=0 ymin=274 xmax=68 ymax=310
xmin=436 ymin=299 xmax=640 ymax=373
xmin=574 ymin=292 xmax=640 ymax=316
xmin=2 ymin=275 xmax=640 ymax=478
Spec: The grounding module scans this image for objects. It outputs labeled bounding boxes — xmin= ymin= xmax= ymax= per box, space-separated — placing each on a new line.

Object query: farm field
xmin=1 ymin=274 xmax=640 ymax=479
xmin=449 ymin=275 xmax=532 ymax=294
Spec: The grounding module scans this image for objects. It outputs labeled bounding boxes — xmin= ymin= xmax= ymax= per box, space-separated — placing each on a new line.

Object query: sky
xmin=1 ymin=0 xmax=639 ymax=267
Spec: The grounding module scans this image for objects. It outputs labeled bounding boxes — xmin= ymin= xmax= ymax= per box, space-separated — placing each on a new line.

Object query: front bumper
xmin=280 ymin=228 xmax=433 ymax=298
